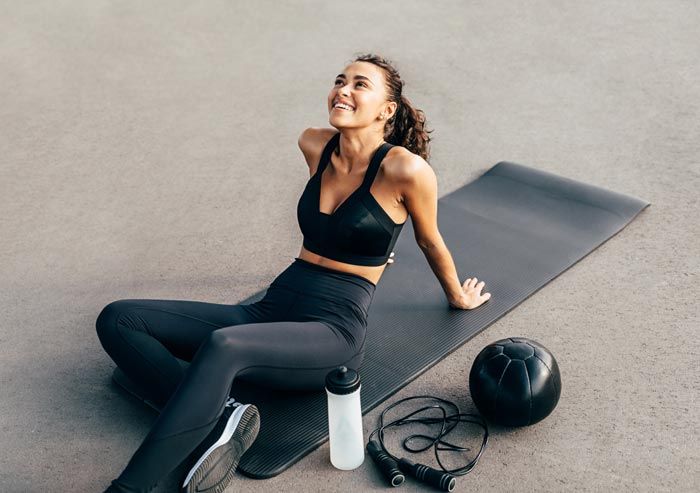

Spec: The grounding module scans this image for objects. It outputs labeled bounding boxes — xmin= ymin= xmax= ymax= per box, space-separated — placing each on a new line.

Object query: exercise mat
xmin=218 ymin=162 xmax=649 ymax=477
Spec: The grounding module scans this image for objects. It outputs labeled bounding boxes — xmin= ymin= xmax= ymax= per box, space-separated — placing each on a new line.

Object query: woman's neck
xmin=334 ymin=131 xmax=385 ymax=174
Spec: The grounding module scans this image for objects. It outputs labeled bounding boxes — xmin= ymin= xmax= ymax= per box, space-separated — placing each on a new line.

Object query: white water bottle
xmin=325 ymin=366 xmax=365 ymax=470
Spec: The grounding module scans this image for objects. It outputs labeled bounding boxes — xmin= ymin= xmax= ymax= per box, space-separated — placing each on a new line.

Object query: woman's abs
xmin=297 ymin=245 xmax=385 ymax=286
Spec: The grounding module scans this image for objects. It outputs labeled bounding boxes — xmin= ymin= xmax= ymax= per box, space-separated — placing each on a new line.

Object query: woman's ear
xmin=385 ymin=101 xmax=398 ymax=120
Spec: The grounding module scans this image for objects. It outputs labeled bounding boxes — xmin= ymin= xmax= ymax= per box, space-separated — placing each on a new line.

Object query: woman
xmin=97 ymin=53 xmax=491 ymax=493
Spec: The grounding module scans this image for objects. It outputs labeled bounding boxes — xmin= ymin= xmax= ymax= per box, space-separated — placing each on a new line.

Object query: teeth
xmin=334 ymin=103 xmax=354 ymax=111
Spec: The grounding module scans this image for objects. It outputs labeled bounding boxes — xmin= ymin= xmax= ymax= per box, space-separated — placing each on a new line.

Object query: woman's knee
xmin=95 ymin=299 xmax=138 ymax=342
xmin=204 ymin=329 xmax=238 ymax=353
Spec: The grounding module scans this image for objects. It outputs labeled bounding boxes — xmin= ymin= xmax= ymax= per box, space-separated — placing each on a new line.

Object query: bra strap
xmin=360 ymin=142 xmax=394 ymax=191
xmin=315 ymin=132 xmax=341 ymax=176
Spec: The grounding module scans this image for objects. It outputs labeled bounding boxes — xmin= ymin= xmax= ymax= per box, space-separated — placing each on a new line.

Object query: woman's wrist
xmin=419 ymin=240 xmax=465 ymax=306
xmin=447 ymin=291 xmax=464 ymax=307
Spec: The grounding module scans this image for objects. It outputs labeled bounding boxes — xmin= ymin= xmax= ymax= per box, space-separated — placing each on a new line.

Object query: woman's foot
xmin=181 ymin=398 xmax=261 ymax=493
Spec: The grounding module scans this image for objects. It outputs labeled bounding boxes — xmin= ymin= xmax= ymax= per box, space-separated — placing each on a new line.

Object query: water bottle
xmin=325 ymin=366 xmax=364 ymax=470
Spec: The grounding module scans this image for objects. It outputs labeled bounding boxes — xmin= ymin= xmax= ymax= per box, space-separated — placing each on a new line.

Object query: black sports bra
xmin=296 ymin=132 xmax=406 ymax=267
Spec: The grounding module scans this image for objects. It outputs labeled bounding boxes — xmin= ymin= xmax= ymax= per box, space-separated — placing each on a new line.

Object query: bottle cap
xmin=325 ymin=366 xmax=361 ymax=395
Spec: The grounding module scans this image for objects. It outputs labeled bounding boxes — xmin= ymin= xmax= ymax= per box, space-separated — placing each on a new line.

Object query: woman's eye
xmin=334 ymin=80 xmax=366 ymax=88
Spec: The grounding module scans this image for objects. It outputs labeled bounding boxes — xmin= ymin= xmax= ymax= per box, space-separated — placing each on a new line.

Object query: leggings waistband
xmin=270 ymin=258 xmax=376 ymax=309
xmin=292 ymin=258 xmax=377 ymax=288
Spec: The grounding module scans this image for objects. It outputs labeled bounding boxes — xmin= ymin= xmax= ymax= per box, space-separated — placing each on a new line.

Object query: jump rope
xmin=367 ymin=395 xmax=489 ymax=491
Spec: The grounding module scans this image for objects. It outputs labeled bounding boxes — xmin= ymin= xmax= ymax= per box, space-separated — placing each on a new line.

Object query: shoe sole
xmin=181 ymin=404 xmax=260 ymax=493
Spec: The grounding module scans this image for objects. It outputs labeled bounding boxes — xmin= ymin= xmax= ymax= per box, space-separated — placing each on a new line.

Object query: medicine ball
xmin=469 ymin=337 xmax=561 ymax=427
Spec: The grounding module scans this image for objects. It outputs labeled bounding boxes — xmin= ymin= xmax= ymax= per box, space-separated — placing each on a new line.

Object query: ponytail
xmin=385 ymin=94 xmax=432 ymax=162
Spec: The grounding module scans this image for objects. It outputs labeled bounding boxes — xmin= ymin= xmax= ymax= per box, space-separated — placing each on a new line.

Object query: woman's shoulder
xmin=297 ymin=127 xmax=339 ymax=171
xmin=383 ymin=143 xmax=430 ymax=186
xmin=296 ymin=127 xmax=429 ymax=182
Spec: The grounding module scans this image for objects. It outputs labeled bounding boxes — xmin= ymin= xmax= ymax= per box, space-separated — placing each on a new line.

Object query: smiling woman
xmin=331 ymin=53 xmax=433 ymax=162
xmin=98 ymin=53 xmax=490 ymax=493
xmin=296 ymin=54 xmax=437 ymax=286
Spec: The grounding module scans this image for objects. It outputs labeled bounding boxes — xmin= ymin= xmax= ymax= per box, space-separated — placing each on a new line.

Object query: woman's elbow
xmin=416 ymin=234 xmax=443 ymax=251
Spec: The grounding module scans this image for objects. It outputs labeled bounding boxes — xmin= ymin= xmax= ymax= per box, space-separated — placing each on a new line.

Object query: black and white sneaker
xmin=181 ymin=398 xmax=260 ymax=493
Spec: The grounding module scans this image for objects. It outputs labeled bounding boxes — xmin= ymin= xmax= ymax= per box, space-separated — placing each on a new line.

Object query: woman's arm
xmin=401 ymin=155 xmax=491 ymax=310
xmin=298 ymin=127 xmax=334 ymax=175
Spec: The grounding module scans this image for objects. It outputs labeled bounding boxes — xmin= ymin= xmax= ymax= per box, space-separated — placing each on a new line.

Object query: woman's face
xmin=327 ymin=61 xmax=394 ymax=130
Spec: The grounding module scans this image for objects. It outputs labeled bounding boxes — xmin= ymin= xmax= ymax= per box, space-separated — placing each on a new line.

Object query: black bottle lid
xmin=325 ymin=366 xmax=361 ymax=395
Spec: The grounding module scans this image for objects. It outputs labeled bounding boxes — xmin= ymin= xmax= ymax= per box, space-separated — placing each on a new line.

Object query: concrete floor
xmin=1 ymin=1 xmax=697 ymax=491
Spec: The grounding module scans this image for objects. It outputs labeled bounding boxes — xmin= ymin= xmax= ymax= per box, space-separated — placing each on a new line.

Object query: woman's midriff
xmin=298 ymin=246 xmax=386 ymax=287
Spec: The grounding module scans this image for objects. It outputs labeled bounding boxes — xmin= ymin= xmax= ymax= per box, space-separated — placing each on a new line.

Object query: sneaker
xmin=181 ymin=398 xmax=260 ymax=493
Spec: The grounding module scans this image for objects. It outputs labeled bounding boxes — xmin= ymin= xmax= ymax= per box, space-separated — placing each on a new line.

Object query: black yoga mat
xmin=230 ymin=161 xmax=649 ymax=478
xmin=117 ymin=161 xmax=649 ymax=478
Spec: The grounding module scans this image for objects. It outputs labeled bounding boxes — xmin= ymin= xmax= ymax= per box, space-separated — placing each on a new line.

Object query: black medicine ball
xmin=469 ymin=337 xmax=561 ymax=427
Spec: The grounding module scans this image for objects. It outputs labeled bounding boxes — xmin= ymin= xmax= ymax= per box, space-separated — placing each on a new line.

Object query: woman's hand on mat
xmin=449 ymin=277 xmax=491 ymax=310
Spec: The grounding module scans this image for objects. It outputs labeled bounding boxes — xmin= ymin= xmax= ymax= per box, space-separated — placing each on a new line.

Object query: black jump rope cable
xmin=366 ymin=395 xmax=489 ymax=491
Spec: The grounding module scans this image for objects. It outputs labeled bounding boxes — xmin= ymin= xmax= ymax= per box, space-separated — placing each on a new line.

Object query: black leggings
xmin=96 ymin=258 xmax=376 ymax=492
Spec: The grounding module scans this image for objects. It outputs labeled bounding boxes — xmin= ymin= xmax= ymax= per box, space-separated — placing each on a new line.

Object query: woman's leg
xmin=112 ymin=317 xmax=361 ymax=492
xmin=95 ymin=297 xmax=276 ymax=410
xmin=99 ymin=259 xmax=374 ymax=492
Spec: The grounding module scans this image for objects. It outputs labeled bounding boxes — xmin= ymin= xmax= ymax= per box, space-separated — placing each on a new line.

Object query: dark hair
xmin=353 ymin=53 xmax=433 ymax=162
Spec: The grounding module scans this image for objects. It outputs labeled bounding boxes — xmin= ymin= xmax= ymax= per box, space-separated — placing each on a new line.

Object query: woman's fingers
xmin=463 ymin=278 xmax=479 ymax=290
xmin=463 ymin=278 xmax=489 ymax=297
xmin=458 ymin=276 xmax=493 ymax=309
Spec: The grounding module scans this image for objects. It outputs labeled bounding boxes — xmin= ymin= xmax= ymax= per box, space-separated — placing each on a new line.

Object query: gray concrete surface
xmin=1 ymin=1 xmax=698 ymax=491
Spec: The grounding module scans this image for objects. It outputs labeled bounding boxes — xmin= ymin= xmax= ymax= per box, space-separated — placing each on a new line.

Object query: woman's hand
xmin=449 ymin=277 xmax=491 ymax=310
